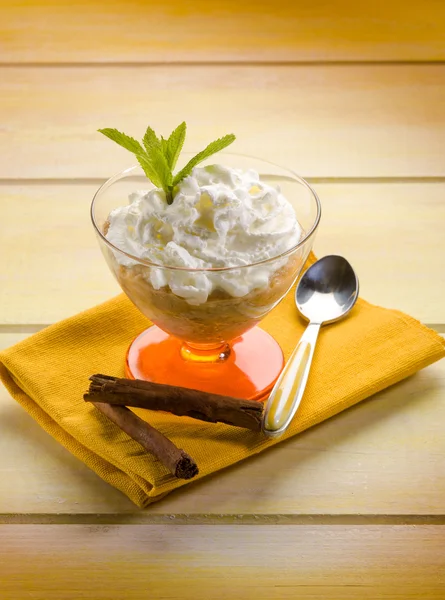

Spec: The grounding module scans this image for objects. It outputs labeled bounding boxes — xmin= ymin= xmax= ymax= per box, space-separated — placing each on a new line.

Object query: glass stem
xmin=180 ymin=341 xmax=231 ymax=363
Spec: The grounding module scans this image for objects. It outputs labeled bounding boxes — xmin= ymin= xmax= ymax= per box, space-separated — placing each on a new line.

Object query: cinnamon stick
xmin=92 ymin=401 xmax=198 ymax=479
xmin=85 ymin=374 xmax=263 ymax=431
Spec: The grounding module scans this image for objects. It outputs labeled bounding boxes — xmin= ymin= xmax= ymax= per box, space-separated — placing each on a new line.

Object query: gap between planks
xmin=3 ymin=177 xmax=445 ymax=185
xmin=2 ymin=60 xmax=445 ymax=68
xmin=1 ymin=513 xmax=445 ymax=525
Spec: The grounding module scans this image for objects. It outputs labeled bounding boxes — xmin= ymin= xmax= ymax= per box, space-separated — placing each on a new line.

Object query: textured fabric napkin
xmin=1 ymin=259 xmax=444 ymax=507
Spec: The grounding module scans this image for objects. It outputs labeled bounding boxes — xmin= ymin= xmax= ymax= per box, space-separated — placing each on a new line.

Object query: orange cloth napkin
xmin=1 ymin=262 xmax=444 ymax=507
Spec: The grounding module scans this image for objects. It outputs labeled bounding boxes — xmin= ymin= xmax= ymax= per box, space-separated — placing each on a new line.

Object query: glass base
xmin=125 ymin=325 xmax=284 ymax=401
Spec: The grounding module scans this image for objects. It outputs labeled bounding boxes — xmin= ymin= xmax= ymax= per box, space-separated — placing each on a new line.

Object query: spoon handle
xmin=262 ymin=322 xmax=321 ymax=438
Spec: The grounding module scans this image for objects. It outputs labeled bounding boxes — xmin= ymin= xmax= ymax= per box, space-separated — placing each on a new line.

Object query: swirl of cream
xmin=106 ymin=165 xmax=302 ymax=305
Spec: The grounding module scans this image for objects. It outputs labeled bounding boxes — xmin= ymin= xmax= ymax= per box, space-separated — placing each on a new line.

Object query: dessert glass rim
xmin=90 ymin=153 xmax=322 ymax=273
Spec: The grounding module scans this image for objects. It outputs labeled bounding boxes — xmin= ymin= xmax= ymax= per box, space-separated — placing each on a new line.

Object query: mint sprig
xmin=98 ymin=122 xmax=235 ymax=205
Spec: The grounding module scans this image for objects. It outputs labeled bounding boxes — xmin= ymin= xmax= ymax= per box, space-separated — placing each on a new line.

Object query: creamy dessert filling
xmin=106 ymin=165 xmax=302 ymax=305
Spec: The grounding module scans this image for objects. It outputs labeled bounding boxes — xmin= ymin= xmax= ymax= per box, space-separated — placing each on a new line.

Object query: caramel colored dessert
xmin=103 ymin=229 xmax=304 ymax=344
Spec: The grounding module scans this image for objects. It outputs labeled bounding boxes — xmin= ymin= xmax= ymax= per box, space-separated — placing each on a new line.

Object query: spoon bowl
xmin=296 ymin=255 xmax=359 ymax=324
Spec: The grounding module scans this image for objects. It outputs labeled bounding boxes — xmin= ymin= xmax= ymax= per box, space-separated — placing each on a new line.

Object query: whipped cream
xmin=106 ymin=165 xmax=302 ymax=305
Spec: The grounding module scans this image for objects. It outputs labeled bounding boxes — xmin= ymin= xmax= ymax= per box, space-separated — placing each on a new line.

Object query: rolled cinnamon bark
xmin=85 ymin=374 xmax=263 ymax=431
xmin=92 ymin=401 xmax=198 ymax=479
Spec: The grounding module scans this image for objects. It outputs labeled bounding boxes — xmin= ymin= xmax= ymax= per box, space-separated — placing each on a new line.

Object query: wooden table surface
xmin=1 ymin=2 xmax=445 ymax=598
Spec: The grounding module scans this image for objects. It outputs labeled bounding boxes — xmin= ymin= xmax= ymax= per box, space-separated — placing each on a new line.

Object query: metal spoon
xmin=262 ymin=255 xmax=359 ymax=438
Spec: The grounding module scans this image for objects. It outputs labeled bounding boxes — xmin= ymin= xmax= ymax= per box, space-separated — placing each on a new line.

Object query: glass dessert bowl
xmin=91 ymin=153 xmax=321 ymax=400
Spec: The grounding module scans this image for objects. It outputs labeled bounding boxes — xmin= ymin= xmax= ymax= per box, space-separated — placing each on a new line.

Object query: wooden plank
xmin=1 ymin=183 xmax=444 ymax=326
xmin=2 ymin=0 xmax=445 ymax=63
xmin=315 ymin=183 xmax=445 ymax=324
xmin=0 ymin=525 xmax=444 ymax=599
xmin=1 ymin=331 xmax=444 ymax=516
xmin=1 ymin=65 xmax=445 ymax=179
xmin=0 ymin=184 xmax=120 ymax=325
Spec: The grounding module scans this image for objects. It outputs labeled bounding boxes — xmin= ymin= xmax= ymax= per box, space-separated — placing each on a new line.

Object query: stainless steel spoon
xmin=262 ymin=255 xmax=359 ymax=438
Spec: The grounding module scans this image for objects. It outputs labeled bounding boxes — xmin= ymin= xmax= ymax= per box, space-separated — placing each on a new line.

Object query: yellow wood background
xmin=1 ymin=1 xmax=445 ymax=598
xmin=3 ymin=0 xmax=445 ymax=62
xmin=2 ymin=526 xmax=445 ymax=599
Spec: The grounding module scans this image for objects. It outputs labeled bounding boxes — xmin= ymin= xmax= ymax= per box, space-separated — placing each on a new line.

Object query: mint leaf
xmin=139 ymin=146 xmax=174 ymax=203
xmin=160 ymin=136 xmax=169 ymax=155
xmin=136 ymin=154 xmax=163 ymax=188
xmin=150 ymin=146 xmax=173 ymax=190
xmin=98 ymin=128 xmax=144 ymax=155
xmin=172 ymin=133 xmax=235 ymax=186
xmin=143 ymin=126 xmax=161 ymax=153
xmin=164 ymin=121 xmax=186 ymax=169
